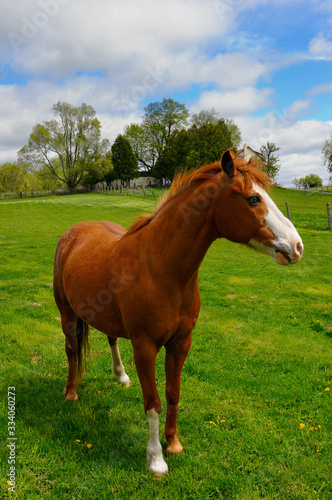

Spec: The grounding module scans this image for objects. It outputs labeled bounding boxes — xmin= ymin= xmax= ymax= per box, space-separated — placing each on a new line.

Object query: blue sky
xmin=1 ymin=0 xmax=332 ymax=186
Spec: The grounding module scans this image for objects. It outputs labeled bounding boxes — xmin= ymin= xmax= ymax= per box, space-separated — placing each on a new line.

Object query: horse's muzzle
xmin=274 ymin=241 xmax=303 ymax=265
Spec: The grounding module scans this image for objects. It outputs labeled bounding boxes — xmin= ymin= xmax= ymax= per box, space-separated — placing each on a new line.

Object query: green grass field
xmin=0 ymin=188 xmax=331 ymax=499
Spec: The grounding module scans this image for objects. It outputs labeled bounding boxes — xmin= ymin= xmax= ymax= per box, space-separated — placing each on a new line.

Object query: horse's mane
xmin=125 ymin=155 xmax=271 ymax=237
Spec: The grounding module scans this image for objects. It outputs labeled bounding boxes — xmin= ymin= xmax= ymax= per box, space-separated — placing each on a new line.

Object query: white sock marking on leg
xmin=146 ymin=409 xmax=169 ymax=476
xmin=111 ymin=340 xmax=130 ymax=386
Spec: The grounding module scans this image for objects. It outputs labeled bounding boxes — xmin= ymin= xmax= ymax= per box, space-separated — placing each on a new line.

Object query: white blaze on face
xmin=249 ymin=183 xmax=303 ymax=265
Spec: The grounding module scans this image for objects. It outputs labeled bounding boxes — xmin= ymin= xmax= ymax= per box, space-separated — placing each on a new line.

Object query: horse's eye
xmin=247 ymin=195 xmax=261 ymax=205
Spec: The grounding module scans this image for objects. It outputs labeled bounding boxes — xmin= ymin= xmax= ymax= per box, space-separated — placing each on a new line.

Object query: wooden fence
xmin=95 ymin=184 xmax=162 ymax=199
xmin=286 ymin=201 xmax=332 ymax=229
xmin=304 ymin=187 xmax=332 ymax=196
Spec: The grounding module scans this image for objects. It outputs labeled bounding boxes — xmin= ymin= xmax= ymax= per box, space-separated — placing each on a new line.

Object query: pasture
xmin=0 ymin=188 xmax=331 ymax=499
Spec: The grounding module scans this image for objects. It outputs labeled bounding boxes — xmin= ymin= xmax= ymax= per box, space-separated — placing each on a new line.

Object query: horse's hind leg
xmin=164 ymin=332 xmax=192 ymax=455
xmin=107 ymin=337 xmax=130 ymax=387
xmin=61 ymin=309 xmax=81 ymax=400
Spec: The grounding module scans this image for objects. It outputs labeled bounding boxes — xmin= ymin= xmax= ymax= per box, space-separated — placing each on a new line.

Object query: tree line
xmin=1 ymin=98 xmax=331 ymax=194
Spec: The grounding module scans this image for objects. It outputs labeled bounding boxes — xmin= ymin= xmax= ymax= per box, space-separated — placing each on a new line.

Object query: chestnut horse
xmin=53 ymin=149 xmax=303 ymax=476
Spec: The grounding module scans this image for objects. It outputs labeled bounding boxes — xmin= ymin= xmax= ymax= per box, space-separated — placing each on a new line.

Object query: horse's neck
xmin=141 ymin=185 xmax=218 ymax=284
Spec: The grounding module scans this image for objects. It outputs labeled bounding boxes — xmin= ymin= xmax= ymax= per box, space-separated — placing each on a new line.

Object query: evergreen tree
xmin=111 ymin=135 xmax=139 ymax=185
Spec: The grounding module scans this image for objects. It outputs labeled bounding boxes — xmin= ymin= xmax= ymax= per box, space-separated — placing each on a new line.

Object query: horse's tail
xmin=76 ymin=317 xmax=90 ymax=382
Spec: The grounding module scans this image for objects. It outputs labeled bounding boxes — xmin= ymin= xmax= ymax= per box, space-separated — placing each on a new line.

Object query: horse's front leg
xmin=132 ymin=338 xmax=169 ymax=477
xmin=164 ymin=332 xmax=192 ymax=454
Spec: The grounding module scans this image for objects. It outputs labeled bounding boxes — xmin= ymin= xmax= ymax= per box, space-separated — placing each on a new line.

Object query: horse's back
xmin=62 ymin=220 xmax=126 ymax=241
xmin=53 ymin=221 xmax=127 ymax=305
xmin=56 ymin=221 xmax=125 ymax=256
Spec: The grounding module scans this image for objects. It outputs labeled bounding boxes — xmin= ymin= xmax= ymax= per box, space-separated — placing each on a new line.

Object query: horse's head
xmin=214 ymin=149 xmax=303 ymax=265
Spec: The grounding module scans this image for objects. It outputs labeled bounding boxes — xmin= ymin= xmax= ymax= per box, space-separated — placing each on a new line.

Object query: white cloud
xmin=0 ymin=76 xmax=133 ymax=163
xmin=235 ymin=113 xmax=332 ymax=185
xmin=281 ymin=152 xmax=327 ymax=186
xmin=308 ymin=32 xmax=332 ymax=60
xmin=308 ymin=82 xmax=332 ymax=96
xmin=191 ymin=87 xmax=274 ymax=117
xmin=2 ymin=0 xmax=235 ymax=77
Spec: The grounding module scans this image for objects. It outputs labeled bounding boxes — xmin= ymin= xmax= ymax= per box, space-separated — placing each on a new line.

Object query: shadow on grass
xmin=13 ymin=370 xmax=147 ymax=474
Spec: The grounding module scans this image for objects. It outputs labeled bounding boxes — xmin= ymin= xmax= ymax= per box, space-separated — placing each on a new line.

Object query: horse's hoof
xmin=65 ymin=392 xmax=79 ymax=401
xmin=119 ymin=374 xmax=131 ymax=387
xmin=166 ymin=437 xmax=183 ymax=455
xmin=148 ymin=459 xmax=169 ymax=478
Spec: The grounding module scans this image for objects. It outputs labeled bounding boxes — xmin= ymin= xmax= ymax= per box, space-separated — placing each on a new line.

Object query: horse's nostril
xmin=296 ymin=242 xmax=303 ymax=255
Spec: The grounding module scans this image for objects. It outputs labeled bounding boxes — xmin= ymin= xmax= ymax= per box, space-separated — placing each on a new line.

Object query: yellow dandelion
xmin=324 ymin=387 xmax=330 ymax=392
xmin=209 ymin=421 xmax=215 ymax=425
xmin=75 ymin=439 xmax=81 ymax=443
xmin=309 ymin=427 xmax=314 ymax=431
xmin=87 ymin=443 xmax=93 ymax=449
xmin=220 ymin=420 xmax=226 ymax=424
xmin=318 ymin=425 xmax=321 ymax=429
xmin=299 ymin=423 xmax=305 ymax=430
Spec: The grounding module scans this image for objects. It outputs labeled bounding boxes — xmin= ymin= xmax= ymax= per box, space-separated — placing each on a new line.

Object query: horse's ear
xmin=221 ymin=149 xmax=236 ymax=177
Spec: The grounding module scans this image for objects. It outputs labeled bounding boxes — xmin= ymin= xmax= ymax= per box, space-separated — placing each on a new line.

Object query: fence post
xmin=327 ymin=203 xmax=332 ymax=228
xmin=286 ymin=201 xmax=292 ymax=222
xmin=150 ymin=188 xmax=156 ymax=200
xmin=143 ymin=186 xmax=146 ymax=196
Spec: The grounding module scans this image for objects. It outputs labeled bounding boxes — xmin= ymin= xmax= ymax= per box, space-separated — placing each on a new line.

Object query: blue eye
xmin=247 ymin=195 xmax=261 ymax=205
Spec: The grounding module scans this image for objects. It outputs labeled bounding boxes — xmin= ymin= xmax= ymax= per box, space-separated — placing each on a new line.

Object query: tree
xmin=190 ymin=109 xmax=241 ymax=151
xmin=322 ymin=133 xmax=332 ymax=184
xmin=18 ymin=102 xmax=110 ymax=193
xmin=292 ymin=177 xmax=301 ymax=189
xmin=153 ymin=118 xmax=241 ymax=180
xmin=124 ymin=123 xmax=157 ymax=174
xmin=143 ymin=98 xmax=189 ymax=156
xmin=153 ymin=129 xmax=191 ymax=180
xmin=110 ymin=135 xmax=139 ymax=185
xmin=225 ymin=119 xmax=242 ymax=152
xmin=125 ymin=98 xmax=189 ymax=172
xmin=259 ymin=142 xmax=281 ymax=181
xmin=294 ymin=174 xmax=323 ymax=189
xmin=185 ymin=119 xmax=239 ymax=169
xmin=0 ymin=163 xmax=26 ymax=192
xmin=82 ymin=151 xmax=113 ymax=189
xmin=190 ymin=108 xmax=219 ymax=127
